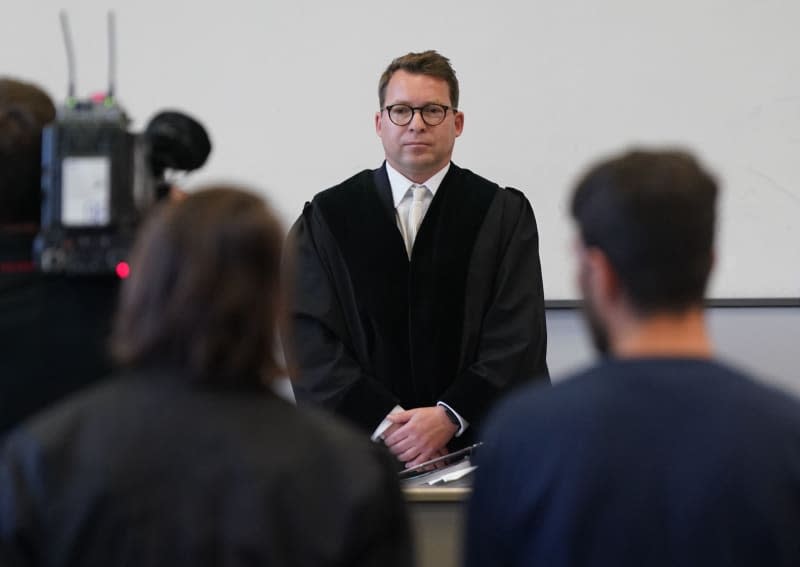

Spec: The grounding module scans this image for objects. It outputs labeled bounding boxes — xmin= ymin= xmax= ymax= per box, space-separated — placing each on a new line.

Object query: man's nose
xmin=408 ymin=109 xmax=427 ymax=130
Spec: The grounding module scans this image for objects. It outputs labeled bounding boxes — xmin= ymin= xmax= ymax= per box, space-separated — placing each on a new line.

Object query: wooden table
xmin=404 ymin=487 xmax=470 ymax=567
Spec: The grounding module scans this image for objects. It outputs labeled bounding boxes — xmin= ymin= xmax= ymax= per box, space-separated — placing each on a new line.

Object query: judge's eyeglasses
xmin=383 ymin=103 xmax=455 ymax=127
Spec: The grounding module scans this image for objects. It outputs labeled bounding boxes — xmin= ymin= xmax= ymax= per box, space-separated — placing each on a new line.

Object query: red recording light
xmin=115 ymin=261 xmax=130 ymax=279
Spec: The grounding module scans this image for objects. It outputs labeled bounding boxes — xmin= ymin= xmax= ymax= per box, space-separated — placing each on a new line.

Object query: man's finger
xmin=386 ymin=410 xmax=414 ymax=424
xmin=406 ymin=451 xmax=437 ymax=469
xmin=383 ymin=424 xmax=413 ymax=447
xmin=399 ymin=447 xmax=423 ymax=464
xmin=379 ymin=422 xmax=401 ymax=442
xmin=386 ymin=436 xmax=416 ymax=455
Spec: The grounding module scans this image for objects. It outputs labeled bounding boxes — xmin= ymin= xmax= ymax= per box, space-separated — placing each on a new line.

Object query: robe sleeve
xmin=439 ymin=189 xmax=549 ymax=424
xmin=284 ymin=204 xmax=400 ymax=432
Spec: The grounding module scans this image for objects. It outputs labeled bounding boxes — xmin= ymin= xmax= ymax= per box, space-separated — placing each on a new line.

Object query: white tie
xmin=407 ymin=184 xmax=429 ymax=254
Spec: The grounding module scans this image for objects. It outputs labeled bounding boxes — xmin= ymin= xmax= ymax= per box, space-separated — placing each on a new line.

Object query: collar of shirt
xmin=385 ymin=161 xmax=451 ymax=208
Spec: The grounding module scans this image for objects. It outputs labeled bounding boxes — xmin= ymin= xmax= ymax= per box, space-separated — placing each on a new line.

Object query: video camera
xmin=34 ymin=12 xmax=211 ymax=276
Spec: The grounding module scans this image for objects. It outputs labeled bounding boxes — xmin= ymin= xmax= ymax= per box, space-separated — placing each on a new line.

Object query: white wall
xmin=2 ymin=1 xmax=799 ymax=301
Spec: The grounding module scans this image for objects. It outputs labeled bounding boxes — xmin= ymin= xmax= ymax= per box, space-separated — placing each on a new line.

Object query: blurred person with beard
xmin=464 ymin=149 xmax=800 ymax=567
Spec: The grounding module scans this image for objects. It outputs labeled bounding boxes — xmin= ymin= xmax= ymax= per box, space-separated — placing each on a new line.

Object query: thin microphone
xmin=107 ymin=11 xmax=117 ymax=100
xmin=59 ymin=11 xmax=77 ymax=102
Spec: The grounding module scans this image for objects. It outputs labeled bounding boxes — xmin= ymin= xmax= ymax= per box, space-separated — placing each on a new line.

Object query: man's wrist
xmin=442 ymin=405 xmax=460 ymax=427
xmin=437 ymin=401 xmax=468 ymax=437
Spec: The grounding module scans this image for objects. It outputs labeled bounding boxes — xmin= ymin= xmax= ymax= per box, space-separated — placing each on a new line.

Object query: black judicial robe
xmin=287 ymin=163 xmax=549 ymax=444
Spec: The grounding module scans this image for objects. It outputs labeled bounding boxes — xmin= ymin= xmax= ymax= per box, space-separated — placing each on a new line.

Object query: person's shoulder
xmin=454 ymin=167 xmax=537 ymax=241
xmin=484 ymin=364 xmax=600 ymax=435
xmin=454 ymin=165 xmax=530 ymax=204
xmin=474 ymin=367 xmax=602 ymax=474
xmin=273 ymin=404 xmax=399 ymax=491
xmin=296 ymin=169 xmax=378 ymax=230
xmin=452 ymin=165 xmax=498 ymax=189
xmin=312 ymin=168 xmax=376 ymax=206
xmin=293 ymin=403 xmax=387 ymax=455
xmin=707 ymin=360 xmax=800 ymax=423
xmin=2 ymin=374 xmax=133 ymax=453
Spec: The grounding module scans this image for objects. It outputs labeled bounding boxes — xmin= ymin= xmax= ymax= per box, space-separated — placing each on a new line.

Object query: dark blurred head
xmin=111 ymin=186 xmax=284 ymax=387
xmin=0 ymin=78 xmax=56 ymax=224
xmin=571 ymin=149 xmax=718 ymax=317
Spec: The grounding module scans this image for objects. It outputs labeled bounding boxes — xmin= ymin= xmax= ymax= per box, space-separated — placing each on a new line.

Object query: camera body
xmin=34 ymin=98 xmax=156 ymax=275
xmin=33 ymin=12 xmax=210 ymax=276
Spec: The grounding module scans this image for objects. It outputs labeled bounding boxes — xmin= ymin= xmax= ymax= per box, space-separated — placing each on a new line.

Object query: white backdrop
xmin=3 ymin=0 xmax=799 ymax=300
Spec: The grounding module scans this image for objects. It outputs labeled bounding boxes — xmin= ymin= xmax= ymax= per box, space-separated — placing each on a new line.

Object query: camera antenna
xmin=107 ymin=11 xmax=117 ymax=103
xmin=59 ymin=11 xmax=77 ymax=105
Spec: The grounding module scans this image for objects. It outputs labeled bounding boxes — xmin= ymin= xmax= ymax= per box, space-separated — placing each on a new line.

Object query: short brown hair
xmin=571 ymin=149 xmax=718 ymax=314
xmin=111 ymin=186 xmax=285 ymax=387
xmin=0 ymin=77 xmax=56 ymax=224
xmin=378 ymin=50 xmax=459 ymax=108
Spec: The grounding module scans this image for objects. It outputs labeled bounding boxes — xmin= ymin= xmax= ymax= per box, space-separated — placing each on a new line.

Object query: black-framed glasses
xmin=383 ymin=103 xmax=455 ymax=126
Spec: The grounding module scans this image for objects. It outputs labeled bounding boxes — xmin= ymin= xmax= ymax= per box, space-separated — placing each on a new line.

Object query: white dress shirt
xmin=386 ymin=162 xmax=449 ymax=257
xmin=371 ymin=162 xmax=468 ymax=440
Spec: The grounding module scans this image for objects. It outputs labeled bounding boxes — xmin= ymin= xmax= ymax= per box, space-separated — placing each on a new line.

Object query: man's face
xmin=375 ymin=70 xmax=463 ymax=183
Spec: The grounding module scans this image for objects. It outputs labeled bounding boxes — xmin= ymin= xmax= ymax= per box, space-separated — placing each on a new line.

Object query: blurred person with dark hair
xmin=0 ymin=187 xmax=412 ymax=567
xmin=465 ymin=149 xmax=800 ymax=567
xmin=0 ymin=77 xmax=119 ymax=435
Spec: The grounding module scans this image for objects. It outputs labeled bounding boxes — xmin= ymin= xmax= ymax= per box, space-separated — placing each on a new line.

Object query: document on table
xmin=401 ymin=458 xmax=477 ymax=487
xmin=399 ymin=442 xmax=482 ymax=487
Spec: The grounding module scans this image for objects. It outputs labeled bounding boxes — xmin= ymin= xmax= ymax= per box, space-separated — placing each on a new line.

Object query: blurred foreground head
xmin=0 ymin=77 xmax=56 ymax=224
xmin=571 ymin=149 xmax=718 ymax=314
xmin=112 ymin=186 xmax=284 ymax=386
xmin=570 ymin=149 xmax=718 ymax=354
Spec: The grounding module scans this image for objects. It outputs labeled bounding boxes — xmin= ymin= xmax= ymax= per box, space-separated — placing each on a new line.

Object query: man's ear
xmin=454 ymin=110 xmax=464 ymax=137
xmin=585 ymin=248 xmax=621 ymax=306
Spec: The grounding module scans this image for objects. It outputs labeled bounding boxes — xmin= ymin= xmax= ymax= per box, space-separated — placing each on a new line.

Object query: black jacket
xmin=0 ymin=371 xmax=413 ymax=567
xmin=0 ymin=229 xmax=118 ymax=436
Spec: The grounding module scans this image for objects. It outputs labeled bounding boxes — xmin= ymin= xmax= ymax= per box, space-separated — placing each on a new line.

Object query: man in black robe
xmin=285 ymin=50 xmax=549 ymax=468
